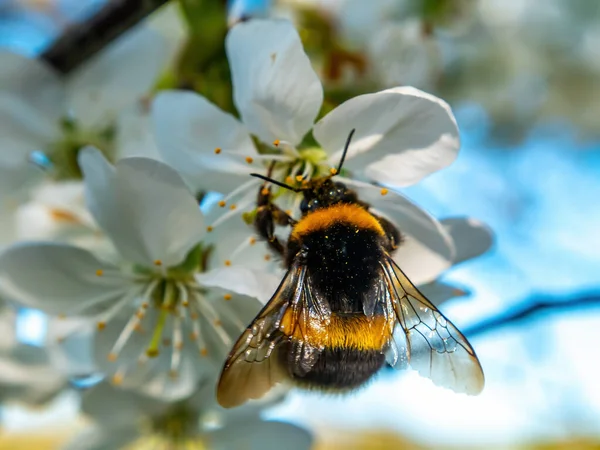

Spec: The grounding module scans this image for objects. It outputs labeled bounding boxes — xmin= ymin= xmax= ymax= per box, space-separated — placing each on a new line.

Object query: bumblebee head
xmin=299 ymin=179 xmax=358 ymax=213
xmin=250 ymin=128 xmax=357 ymax=214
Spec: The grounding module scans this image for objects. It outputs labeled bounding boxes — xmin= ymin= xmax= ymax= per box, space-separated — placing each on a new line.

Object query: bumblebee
xmin=217 ymin=130 xmax=484 ymax=408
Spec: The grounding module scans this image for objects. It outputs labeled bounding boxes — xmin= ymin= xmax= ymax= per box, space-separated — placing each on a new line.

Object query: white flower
xmin=63 ymin=380 xmax=312 ymax=450
xmin=0 ymin=305 xmax=66 ymax=405
xmin=151 ymin=19 xmax=460 ymax=283
xmin=152 ymin=19 xmax=459 ymax=193
xmin=420 ymin=217 xmax=494 ymax=304
xmin=0 ymin=149 xmax=278 ymax=400
xmin=0 ymin=25 xmax=168 ymax=206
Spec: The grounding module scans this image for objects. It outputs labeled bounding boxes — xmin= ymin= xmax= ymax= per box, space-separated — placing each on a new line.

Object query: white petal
xmin=197 ymin=267 xmax=280 ymax=304
xmin=0 ymin=343 xmax=66 ymax=405
xmin=348 ymin=180 xmax=454 ymax=284
xmin=115 ymin=103 xmax=162 ymax=160
xmin=418 ymin=281 xmax=469 ymax=306
xmin=441 ymin=217 xmax=494 ymax=264
xmin=226 ymin=19 xmax=323 ymax=145
xmin=62 ymin=426 xmax=139 ymax=450
xmin=81 ymin=381 xmax=162 ymax=427
xmin=46 ymin=317 xmax=97 ymax=377
xmin=152 ymin=90 xmax=258 ymax=193
xmin=0 ymin=242 xmax=132 ymax=315
xmin=79 ymin=148 xmax=205 ymax=267
xmin=66 ymin=27 xmax=168 ymax=128
xmin=0 ymin=50 xmax=66 ymax=124
xmin=0 ymin=93 xmax=59 ymax=167
xmin=208 ymin=420 xmax=313 ymax=450
xmin=314 ymin=87 xmax=460 ymax=187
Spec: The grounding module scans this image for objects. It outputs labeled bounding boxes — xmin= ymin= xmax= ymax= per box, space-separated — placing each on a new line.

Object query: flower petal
xmin=0 ymin=242 xmax=132 ymax=315
xmin=66 ymin=27 xmax=168 ymax=128
xmin=46 ymin=317 xmax=97 ymax=377
xmin=314 ymin=87 xmax=459 ymax=187
xmin=152 ymin=90 xmax=258 ymax=193
xmin=79 ymin=148 xmax=205 ymax=267
xmin=208 ymin=420 xmax=313 ymax=450
xmin=226 ymin=19 xmax=323 ymax=145
xmin=441 ymin=217 xmax=494 ymax=264
xmin=346 ymin=179 xmax=455 ymax=284
xmin=62 ymin=426 xmax=139 ymax=450
xmin=418 ymin=281 xmax=469 ymax=306
xmin=81 ymin=381 xmax=163 ymax=427
xmin=0 ymin=50 xmax=66 ymax=123
xmin=197 ymin=267 xmax=280 ymax=304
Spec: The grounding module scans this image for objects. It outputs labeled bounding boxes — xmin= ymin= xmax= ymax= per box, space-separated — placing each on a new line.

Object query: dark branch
xmin=463 ymin=290 xmax=600 ymax=338
xmin=41 ymin=0 xmax=170 ymax=74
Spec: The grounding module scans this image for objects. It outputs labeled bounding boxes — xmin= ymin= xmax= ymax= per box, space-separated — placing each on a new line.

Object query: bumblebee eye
xmin=308 ymin=198 xmax=320 ymax=211
xmin=300 ymin=198 xmax=309 ymax=213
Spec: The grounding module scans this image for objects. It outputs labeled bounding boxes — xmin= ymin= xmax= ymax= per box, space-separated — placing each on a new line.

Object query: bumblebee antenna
xmin=250 ymin=173 xmax=301 ymax=192
xmin=334 ymin=128 xmax=355 ymax=176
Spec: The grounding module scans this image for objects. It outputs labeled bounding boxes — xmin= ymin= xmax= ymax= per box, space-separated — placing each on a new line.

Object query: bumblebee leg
xmin=254 ymin=186 xmax=295 ymax=257
xmin=373 ymin=214 xmax=403 ymax=252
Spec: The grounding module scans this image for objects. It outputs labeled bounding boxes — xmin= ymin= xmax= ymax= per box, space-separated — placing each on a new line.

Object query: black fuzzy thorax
xmin=288 ymin=222 xmax=385 ymax=313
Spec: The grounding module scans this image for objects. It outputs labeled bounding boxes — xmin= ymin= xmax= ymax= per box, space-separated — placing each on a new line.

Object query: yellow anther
xmin=169 ymin=370 xmax=179 ymax=379
xmin=111 ymin=373 xmax=124 ymax=385
xmin=97 ymin=321 xmax=106 ymax=330
xmin=224 ymin=260 xmax=232 ymax=266
xmin=330 ymin=168 xmax=338 ymax=175
xmin=58 ymin=313 xmax=66 ymax=319
xmin=273 ymin=139 xmax=280 ymax=147
xmin=146 ymin=348 xmax=160 ymax=358
xmin=214 ymin=319 xmax=222 ymax=326
xmin=223 ymin=294 xmax=232 ymax=301
xmin=295 ymin=175 xmax=303 ymax=182
xmin=207 ymin=226 xmax=214 ymax=232
xmin=249 ymin=237 xmax=257 ymax=245
xmin=285 ymin=209 xmax=292 ymax=216
xmin=214 ymin=147 xmax=222 ymax=154
xmin=285 ymin=176 xmax=293 ymax=184
xmin=134 ymin=324 xmax=143 ymax=333
xmin=154 ymin=259 xmax=162 ymax=266
xmin=162 ymin=338 xmax=172 ymax=347
xmin=190 ymin=331 xmax=199 ymax=340
xmin=218 ymin=200 xmax=226 ymax=207
xmin=245 ymin=156 xmax=254 ymax=164
xmin=200 ymin=348 xmax=208 ymax=356
xmin=264 ymin=254 xmax=271 ymax=261
xmin=95 ymin=269 xmax=103 ymax=277
xmin=141 ymin=302 xmax=149 ymax=309
xmin=380 ymin=188 xmax=389 ymax=196
xmin=190 ymin=312 xmax=199 ymax=320
xmin=261 ymin=188 xmax=269 ymax=196
xmin=230 ymin=204 xmax=237 ymax=210
xmin=136 ymin=311 xmax=145 ymax=319
xmin=182 ymin=301 xmax=189 ymax=307
xmin=107 ymin=352 xmax=117 ymax=362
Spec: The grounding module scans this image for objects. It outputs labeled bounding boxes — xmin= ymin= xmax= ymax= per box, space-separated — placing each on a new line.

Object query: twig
xmin=463 ymin=290 xmax=600 ymax=337
xmin=41 ymin=0 xmax=170 ymax=73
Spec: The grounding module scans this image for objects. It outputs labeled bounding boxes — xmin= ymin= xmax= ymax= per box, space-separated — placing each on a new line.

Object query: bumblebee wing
xmin=381 ymin=256 xmax=485 ymax=395
xmin=217 ymin=261 xmax=329 ymax=407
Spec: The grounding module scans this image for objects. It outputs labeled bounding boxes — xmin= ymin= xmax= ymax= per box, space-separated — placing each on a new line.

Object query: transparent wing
xmin=217 ymin=261 xmax=329 ymax=408
xmin=381 ymin=256 xmax=485 ymax=395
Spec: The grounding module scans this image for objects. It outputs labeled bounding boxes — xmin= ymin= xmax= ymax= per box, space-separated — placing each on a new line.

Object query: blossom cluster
xmin=0 ymin=14 xmax=491 ymax=450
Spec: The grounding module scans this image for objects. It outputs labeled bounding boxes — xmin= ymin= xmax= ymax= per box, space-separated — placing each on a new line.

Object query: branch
xmin=41 ymin=0 xmax=170 ymax=73
xmin=463 ymin=290 xmax=600 ymax=337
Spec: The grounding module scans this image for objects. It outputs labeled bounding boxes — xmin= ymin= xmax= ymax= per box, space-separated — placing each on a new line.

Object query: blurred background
xmin=1 ymin=0 xmax=600 ymax=449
